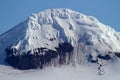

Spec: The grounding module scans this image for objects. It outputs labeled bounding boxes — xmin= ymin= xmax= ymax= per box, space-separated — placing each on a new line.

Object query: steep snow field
xmin=0 ymin=61 xmax=120 ymax=80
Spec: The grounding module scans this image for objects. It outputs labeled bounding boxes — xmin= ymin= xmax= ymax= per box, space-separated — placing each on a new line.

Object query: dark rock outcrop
xmin=115 ymin=52 xmax=120 ymax=58
xmin=5 ymin=42 xmax=74 ymax=70
xmin=97 ymin=54 xmax=111 ymax=60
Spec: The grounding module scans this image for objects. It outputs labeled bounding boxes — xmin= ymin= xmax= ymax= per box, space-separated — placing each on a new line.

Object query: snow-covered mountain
xmin=0 ymin=8 xmax=120 ymax=70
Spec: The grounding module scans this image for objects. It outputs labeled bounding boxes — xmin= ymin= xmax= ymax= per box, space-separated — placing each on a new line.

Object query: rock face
xmin=0 ymin=8 xmax=120 ymax=69
xmin=5 ymin=42 xmax=74 ymax=69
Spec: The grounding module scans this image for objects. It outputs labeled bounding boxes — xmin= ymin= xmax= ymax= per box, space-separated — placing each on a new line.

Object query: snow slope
xmin=0 ymin=8 xmax=120 ymax=69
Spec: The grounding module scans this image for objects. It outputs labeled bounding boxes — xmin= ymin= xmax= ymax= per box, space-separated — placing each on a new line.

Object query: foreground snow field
xmin=0 ymin=61 xmax=120 ymax=80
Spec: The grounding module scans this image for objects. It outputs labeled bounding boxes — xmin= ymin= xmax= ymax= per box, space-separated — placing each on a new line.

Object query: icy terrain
xmin=0 ymin=8 xmax=120 ymax=79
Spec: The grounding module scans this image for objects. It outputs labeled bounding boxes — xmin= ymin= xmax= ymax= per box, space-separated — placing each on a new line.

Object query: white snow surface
xmin=0 ymin=9 xmax=119 ymax=62
xmin=0 ymin=8 xmax=120 ymax=64
xmin=0 ymin=8 xmax=120 ymax=80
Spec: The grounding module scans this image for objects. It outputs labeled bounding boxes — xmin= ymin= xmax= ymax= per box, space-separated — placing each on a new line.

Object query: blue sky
xmin=0 ymin=0 xmax=120 ymax=34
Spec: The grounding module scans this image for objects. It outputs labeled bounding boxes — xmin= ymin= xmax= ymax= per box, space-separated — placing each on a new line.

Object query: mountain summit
xmin=0 ymin=8 xmax=120 ymax=70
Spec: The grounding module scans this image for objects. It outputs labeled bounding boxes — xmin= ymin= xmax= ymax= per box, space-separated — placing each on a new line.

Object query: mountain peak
xmin=28 ymin=8 xmax=98 ymax=25
xmin=0 ymin=8 xmax=120 ymax=69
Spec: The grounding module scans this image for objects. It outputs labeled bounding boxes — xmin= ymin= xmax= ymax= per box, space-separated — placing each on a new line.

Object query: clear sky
xmin=0 ymin=0 xmax=120 ymax=34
